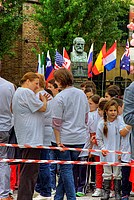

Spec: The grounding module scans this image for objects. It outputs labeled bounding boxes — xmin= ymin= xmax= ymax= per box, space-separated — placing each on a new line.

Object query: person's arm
xmin=120 ymin=125 xmax=132 ymax=137
xmin=52 ymin=118 xmax=65 ymax=149
xmin=96 ymin=123 xmax=108 ymax=156
xmin=123 ymin=84 xmax=134 ymax=125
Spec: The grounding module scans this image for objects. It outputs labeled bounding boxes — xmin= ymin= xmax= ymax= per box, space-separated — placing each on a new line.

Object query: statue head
xmin=73 ymin=37 xmax=85 ymax=54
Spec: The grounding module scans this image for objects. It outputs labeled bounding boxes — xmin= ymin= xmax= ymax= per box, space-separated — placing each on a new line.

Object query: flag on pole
xmin=103 ymin=41 xmax=116 ymax=71
xmin=45 ymin=50 xmax=54 ymax=81
xmin=54 ymin=50 xmax=65 ymax=70
xmin=37 ymin=53 xmax=45 ymax=76
xmin=63 ymin=48 xmax=71 ymax=70
xmin=120 ymin=40 xmax=130 ymax=74
xmin=92 ymin=43 xmax=106 ymax=75
xmin=87 ymin=43 xmax=93 ymax=78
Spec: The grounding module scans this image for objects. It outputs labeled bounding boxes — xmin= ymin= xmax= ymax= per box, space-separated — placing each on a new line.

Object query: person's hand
xmin=57 ymin=143 xmax=65 ymax=152
xmin=39 ymin=93 xmax=52 ymax=102
xmin=102 ymin=150 xmax=108 ymax=157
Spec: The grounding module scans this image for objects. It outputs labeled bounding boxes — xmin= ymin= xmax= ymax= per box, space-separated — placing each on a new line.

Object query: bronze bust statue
xmin=70 ymin=37 xmax=88 ymax=77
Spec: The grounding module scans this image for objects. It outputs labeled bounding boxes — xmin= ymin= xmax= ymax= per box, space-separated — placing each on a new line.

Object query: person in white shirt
xmin=96 ymin=100 xmax=122 ymax=200
xmin=0 ymin=72 xmax=15 ymax=200
xmin=12 ymin=72 xmax=48 ymax=200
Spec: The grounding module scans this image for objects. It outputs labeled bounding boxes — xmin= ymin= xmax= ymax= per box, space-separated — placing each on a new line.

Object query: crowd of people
xmin=0 ymin=67 xmax=134 ymax=200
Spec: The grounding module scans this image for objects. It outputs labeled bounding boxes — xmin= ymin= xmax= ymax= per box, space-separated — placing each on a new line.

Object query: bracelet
xmin=124 ymin=127 xmax=130 ymax=132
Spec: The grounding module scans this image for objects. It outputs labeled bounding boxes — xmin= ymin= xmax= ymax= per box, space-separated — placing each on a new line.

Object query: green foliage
xmin=0 ymin=0 xmax=25 ymax=59
xmin=33 ymin=0 xmax=132 ymax=57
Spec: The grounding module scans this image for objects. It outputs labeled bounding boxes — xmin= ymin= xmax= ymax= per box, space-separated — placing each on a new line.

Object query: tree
xmin=0 ymin=0 xmax=25 ymax=59
xmin=33 ymin=0 xmax=132 ymax=56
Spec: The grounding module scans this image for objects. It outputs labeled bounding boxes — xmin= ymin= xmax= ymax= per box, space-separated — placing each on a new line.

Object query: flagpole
xmin=101 ymin=72 xmax=105 ymax=97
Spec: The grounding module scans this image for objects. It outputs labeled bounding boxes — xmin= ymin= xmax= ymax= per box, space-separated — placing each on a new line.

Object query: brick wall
xmin=1 ymin=0 xmax=40 ymax=86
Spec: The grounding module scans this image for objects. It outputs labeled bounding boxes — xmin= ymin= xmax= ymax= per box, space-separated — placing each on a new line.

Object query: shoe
xmin=51 ymin=189 xmax=56 ymax=195
xmin=130 ymin=191 xmax=134 ymax=196
xmin=110 ymin=190 xmax=115 ymax=198
xmin=0 ymin=197 xmax=14 ymax=200
xmin=122 ymin=195 xmax=129 ymax=200
xmin=76 ymin=192 xmax=85 ymax=197
xmin=33 ymin=194 xmax=52 ymax=200
xmin=92 ymin=188 xmax=102 ymax=197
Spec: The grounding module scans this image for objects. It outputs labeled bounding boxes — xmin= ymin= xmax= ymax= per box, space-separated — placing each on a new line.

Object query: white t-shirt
xmin=119 ymin=115 xmax=131 ymax=162
xmin=52 ymin=86 xmax=89 ymax=145
xmin=12 ymin=87 xmax=44 ymax=145
xmin=0 ymin=77 xmax=15 ymax=131
xmin=96 ymin=117 xmax=121 ymax=162
xmin=36 ymin=90 xmax=53 ymax=146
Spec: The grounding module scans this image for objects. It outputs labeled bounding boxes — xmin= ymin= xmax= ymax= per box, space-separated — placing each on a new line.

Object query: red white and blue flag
xmin=54 ymin=50 xmax=65 ymax=70
xmin=87 ymin=43 xmax=93 ymax=78
xmin=63 ymin=48 xmax=71 ymax=70
xmin=103 ymin=41 xmax=116 ymax=71
xmin=120 ymin=40 xmax=130 ymax=74
xmin=45 ymin=50 xmax=54 ymax=81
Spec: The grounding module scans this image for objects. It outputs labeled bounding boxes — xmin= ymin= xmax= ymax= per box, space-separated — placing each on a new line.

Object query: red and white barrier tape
xmin=0 ymin=143 xmax=131 ymax=155
xmin=0 ymin=158 xmax=133 ymax=166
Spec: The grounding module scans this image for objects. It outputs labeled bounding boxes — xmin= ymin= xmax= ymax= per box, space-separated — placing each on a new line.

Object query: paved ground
xmin=13 ymin=190 xmax=134 ymax=200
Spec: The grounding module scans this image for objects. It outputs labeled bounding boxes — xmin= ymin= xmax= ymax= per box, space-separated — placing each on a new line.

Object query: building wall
xmin=1 ymin=0 xmax=40 ymax=86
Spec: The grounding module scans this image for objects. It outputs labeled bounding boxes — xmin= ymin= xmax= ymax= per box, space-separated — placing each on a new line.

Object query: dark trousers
xmin=122 ymin=162 xmax=132 ymax=197
xmin=35 ymin=149 xmax=51 ymax=197
xmin=17 ymin=148 xmax=41 ymax=200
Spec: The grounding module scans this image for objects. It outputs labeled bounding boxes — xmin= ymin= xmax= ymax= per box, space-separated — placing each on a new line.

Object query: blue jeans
xmin=49 ymin=149 xmax=59 ymax=190
xmin=52 ymin=143 xmax=84 ymax=200
xmin=0 ymin=131 xmax=10 ymax=199
xmin=35 ymin=149 xmax=51 ymax=197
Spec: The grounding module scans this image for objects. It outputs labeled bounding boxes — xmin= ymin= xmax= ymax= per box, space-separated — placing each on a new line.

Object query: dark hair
xmin=112 ymin=97 xmax=123 ymax=107
xmin=80 ymin=80 xmax=96 ymax=89
xmin=84 ymin=87 xmax=93 ymax=94
xmin=90 ymin=94 xmax=100 ymax=104
xmin=108 ymin=84 xmax=121 ymax=95
xmin=98 ymin=100 xmax=108 ymax=110
xmin=103 ymin=100 xmax=118 ymax=137
xmin=20 ymin=72 xmax=39 ymax=85
xmin=45 ymin=88 xmax=54 ymax=97
xmin=105 ymin=88 xmax=119 ymax=98
xmin=48 ymin=79 xmax=58 ymax=89
xmin=54 ymin=68 xmax=74 ymax=88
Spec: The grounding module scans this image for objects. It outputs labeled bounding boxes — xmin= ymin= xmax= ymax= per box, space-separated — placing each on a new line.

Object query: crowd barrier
xmin=0 ymin=143 xmax=132 ymax=166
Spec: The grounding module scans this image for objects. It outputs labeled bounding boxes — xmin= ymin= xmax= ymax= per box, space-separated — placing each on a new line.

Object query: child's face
xmin=106 ymin=105 xmax=118 ymax=122
xmin=86 ymin=91 xmax=93 ymax=100
xmin=118 ymin=104 xmax=124 ymax=115
xmin=105 ymin=92 xmax=111 ymax=101
xmin=88 ymin=99 xmax=98 ymax=112
xmin=98 ymin=108 xmax=103 ymax=117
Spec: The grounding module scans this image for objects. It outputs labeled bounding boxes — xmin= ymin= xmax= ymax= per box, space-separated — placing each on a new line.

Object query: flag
xmin=103 ymin=41 xmax=116 ymax=71
xmin=45 ymin=50 xmax=54 ymax=81
xmin=37 ymin=53 xmax=45 ymax=76
xmin=87 ymin=43 xmax=93 ymax=78
xmin=63 ymin=48 xmax=71 ymax=70
xmin=92 ymin=43 xmax=106 ymax=75
xmin=54 ymin=50 xmax=65 ymax=70
xmin=120 ymin=40 xmax=130 ymax=74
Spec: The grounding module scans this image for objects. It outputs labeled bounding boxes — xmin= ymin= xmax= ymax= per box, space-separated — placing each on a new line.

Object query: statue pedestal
xmin=71 ymin=62 xmax=88 ymax=87
xmin=71 ymin=62 xmax=88 ymax=78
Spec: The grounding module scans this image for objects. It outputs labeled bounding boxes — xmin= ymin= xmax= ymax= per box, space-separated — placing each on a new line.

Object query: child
xmin=96 ymin=100 xmax=122 ymax=200
xmin=92 ymin=99 xmax=108 ymax=197
xmin=75 ymin=94 xmax=100 ymax=196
